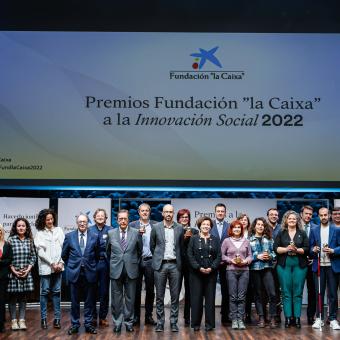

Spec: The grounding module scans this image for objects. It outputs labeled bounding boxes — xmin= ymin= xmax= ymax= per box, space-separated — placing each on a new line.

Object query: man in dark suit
xmin=300 ymin=205 xmax=318 ymax=325
xmin=310 ymin=207 xmax=340 ymax=330
xmin=89 ymin=208 xmax=112 ymax=327
xmin=150 ymin=204 xmax=184 ymax=332
xmin=106 ymin=209 xmax=143 ymax=333
xmin=61 ymin=214 xmax=99 ymax=335
xmin=129 ymin=203 xmax=157 ymax=326
xmin=210 ymin=203 xmax=229 ymax=325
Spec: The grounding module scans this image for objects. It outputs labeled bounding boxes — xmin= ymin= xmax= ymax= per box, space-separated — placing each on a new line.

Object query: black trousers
xmin=306 ymin=264 xmax=316 ymax=319
xmin=181 ymin=265 xmax=191 ymax=322
xmin=0 ymin=279 xmax=7 ymax=330
xmin=218 ymin=266 xmax=229 ymax=321
xmin=190 ymin=270 xmax=217 ymax=328
xmin=134 ymin=257 xmax=155 ymax=320
xmin=251 ymin=269 xmax=276 ymax=317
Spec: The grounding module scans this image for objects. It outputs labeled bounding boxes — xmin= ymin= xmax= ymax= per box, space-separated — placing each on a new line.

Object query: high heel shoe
xmin=295 ymin=317 xmax=301 ymax=328
xmin=285 ymin=317 xmax=291 ymax=328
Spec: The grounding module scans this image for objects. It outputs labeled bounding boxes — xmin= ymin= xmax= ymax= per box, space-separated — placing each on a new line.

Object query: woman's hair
xmin=10 ymin=218 xmax=33 ymax=240
xmin=250 ymin=217 xmax=272 ymax=239
xmin=196 ymin=216 xmax=213 ymax=229
xmin=280 ymin=210 xmax=303 ymax=230
xmin=0 ymin=224 xmax=5 ymax=242
xmin=35 ymin=208 xmax=57 ymax=231
xmin=177 ymin=208 xmax=191 ymax=226
xmin=237 ymin=213 xmax=251 ymax=231
xmin=228 ymin=220 xmax=244 ymax=237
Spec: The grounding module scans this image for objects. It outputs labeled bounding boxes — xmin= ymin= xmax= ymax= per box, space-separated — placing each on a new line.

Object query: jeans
xmin=227 ymin=270 xmax=249 ymax=320
xmin=9 ymin=293 xmax=27 ymax=320
xmin=40 ymin=272 xmax=62 ymax=320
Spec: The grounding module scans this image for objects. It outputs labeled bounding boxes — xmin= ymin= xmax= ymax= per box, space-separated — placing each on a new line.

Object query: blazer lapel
xmin=328 ymin=226 xmax=335 ymax=245
xmin=316 ymin=226 xmax=321 ymax=247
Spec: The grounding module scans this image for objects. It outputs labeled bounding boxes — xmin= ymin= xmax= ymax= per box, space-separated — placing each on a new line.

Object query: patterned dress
xmin=7 ymin=235 xmax=36 ymax=293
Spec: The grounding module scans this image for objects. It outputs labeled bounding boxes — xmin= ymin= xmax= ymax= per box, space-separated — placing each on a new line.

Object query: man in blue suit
xmin=300 ymin=205 xmax=318 ymax=325
xmin=89 ymin=208 xmax=112 ymax=327
xmin=309 ymin=207 xmax=340 ymax=330
xmin=210 ymin=203 xmax=229 ymax=325
xmin=62 ymin=214 xmax=99 ymax=335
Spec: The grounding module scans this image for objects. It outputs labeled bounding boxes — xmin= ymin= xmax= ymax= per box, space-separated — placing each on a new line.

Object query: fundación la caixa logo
xmin=169 ymin=46 xmax=245 ymax=80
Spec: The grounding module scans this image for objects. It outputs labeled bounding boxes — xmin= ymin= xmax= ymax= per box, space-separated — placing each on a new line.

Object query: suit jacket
xmin=106 ymin=227 xmax=143 ymax=279
xmin=0 ymin=242 xmax=13 ymax=280
xmin=61 ymin=229 xmax=99 ymax=283
xmin=89 ymin=224 xmax=113 ymax=261
xmin=150 ymin=221 xmax=184 ymax=271
xmin=211 ymin=220 xmax=229 ymax=245
xmin=309 ymin=225 xmax=340 ymax=273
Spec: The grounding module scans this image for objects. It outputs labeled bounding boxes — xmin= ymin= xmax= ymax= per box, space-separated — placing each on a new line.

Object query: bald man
xmin=150 ymin=204 xmax=184 ymax=332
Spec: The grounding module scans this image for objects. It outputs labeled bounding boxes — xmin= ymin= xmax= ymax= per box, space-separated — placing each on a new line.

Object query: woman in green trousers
xmin=273 ymin=210 xmax=309 ymax=328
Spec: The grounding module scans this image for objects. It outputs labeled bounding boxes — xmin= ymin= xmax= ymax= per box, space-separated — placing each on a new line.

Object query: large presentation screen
xmin=1 ymin=31 xmax=339 ymax=183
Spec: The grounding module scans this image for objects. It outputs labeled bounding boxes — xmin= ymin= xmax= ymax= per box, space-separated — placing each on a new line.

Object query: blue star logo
xmin=190 ymin=46 xmax=222 ymax=70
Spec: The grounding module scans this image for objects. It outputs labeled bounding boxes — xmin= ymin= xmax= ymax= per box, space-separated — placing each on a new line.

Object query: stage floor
xmin=1 ymin=306 xmax=336 ymax=339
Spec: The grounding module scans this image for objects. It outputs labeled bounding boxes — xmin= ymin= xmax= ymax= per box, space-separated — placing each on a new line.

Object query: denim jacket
xmin=249 ymin=235 xmax=276 ymax=270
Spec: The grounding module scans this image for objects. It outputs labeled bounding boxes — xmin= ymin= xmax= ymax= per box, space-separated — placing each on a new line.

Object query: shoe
xmin=245 ymin=315 xmax=252 ymax=324
xmin=312 ymin=318 xmax=324 ymax=329
xmin=11 ymin=319 xmax=19 ymax=331
xmin=222 ymin=317 xmax=230 ymax=326
xmin=85 ymin=326 xmax=97 ymax=334
xmin=145 ymin=316 xmax=156 ymax=325
xmin=184 ymin=319 xmax=190 ymax=327
xmin=113 ymin=326 xmax=121 ymax=333
xmin=205 ymin=326 xmax=213 ymax=331
xmin=307 ymin=317 xmax=314 ymax=325
xmin=18 ymin=319 xmax=27 ymax=330
xmin=295 ymin=317 xmax=301 ymax=328
xmin=41 ymin=319 xmax=47 ymax=329
xmin=99 ymin=319 xmax=109 ymax=327
xmin=53 ymin=319 xmax=61 ymax=329
xmin=231 ymin=320 xmax=238 ymax=329
xmin=171 ymin=323 xmax=179 ymax=332
xmin=67 ymin=326 xmax=79 ymax=335
xmin=133 ymin=316 xmax=140 ymax=326
xmin=275 ymin=315 xmax=281 ymax=324
xmin=155 ymin=324 xmax=164 ymax=332
xmin=290 ymin=317 xmax=296 ymax=326
xmin=285 ymin=317 xmax=291 ymax=328
xmin=257 ymin=317 xmax=265 ymax=328
xmin=126 ymin=325 xmax=134 ymax=332
xmin=330 ymin=320 xmax=340 ymax=330
xmin=238 ymin=320 xmax=246 ymax=330
xmin=269 ymin=318 xmax=278 ymax=328
xmin=92 ymin=319 xmax=97 ymax=327
xmin=193 ymin=326 xmax=200 ymax=331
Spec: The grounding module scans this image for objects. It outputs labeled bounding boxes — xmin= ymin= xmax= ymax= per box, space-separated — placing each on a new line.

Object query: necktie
xmin=80 ymin=233 xmax=85 ymax=255
xmin=121 ymin=230 xmax=127 ymax=251
xmin=305 ymin=224 xmax=309 ymax=236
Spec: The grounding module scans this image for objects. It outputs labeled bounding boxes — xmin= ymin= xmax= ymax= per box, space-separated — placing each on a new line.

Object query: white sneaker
xmin=11 ymin=319 xmax=19 ymax=331
xmin=18 ymin=319 xmax=27 ymax=330
xmin=312 ymin=318 xmax=324 ymax=329
xmin=330 ymin=320 xmax=340 ymax=330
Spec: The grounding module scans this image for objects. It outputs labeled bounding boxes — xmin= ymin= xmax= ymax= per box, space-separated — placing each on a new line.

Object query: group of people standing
xmin=0 ymin=203 xmax=339 ymax=334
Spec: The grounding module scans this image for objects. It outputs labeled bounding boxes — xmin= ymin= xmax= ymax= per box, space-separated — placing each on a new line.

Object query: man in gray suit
xmin=150 ymin=204 xmax=184 ymax=332
xmin=106 ymin=209 xmax=143 ymax=333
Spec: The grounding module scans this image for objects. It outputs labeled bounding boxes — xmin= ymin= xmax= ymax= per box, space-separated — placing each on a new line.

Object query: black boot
xmin=41 ymin=319 xmax=47 ymax=329
xmin=285 ymin=317 xmax=291 ymax=328
xmin=295 ymin=317 xmax=301 ymax=328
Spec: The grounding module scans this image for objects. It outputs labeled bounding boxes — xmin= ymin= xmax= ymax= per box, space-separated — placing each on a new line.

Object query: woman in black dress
xmin=187 ymin=216 xmax=221 ymax=331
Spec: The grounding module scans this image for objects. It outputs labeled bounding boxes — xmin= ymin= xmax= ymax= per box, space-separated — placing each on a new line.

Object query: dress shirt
xmin=78 ymin=230 xmax=87 ymax=249
xmin=140 ymin=222 xmax=152 ymax=258
xmin=164 ymin=225 xmax=176 ymax=260
xmin=216 ymin=221 xmax=224 ymax=239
